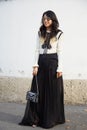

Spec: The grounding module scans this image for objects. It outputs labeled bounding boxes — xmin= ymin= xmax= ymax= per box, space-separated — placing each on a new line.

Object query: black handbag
xmin=26 ymin=76 xmax=39 ymax=103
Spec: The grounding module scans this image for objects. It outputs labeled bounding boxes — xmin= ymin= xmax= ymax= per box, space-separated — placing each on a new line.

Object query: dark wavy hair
xmin=39 ymin=10 xmax=62 ymax=38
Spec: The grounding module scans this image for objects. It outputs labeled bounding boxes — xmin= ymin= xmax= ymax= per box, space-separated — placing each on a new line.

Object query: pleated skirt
xmin=19 ymin=53 xmax=65 ymax=128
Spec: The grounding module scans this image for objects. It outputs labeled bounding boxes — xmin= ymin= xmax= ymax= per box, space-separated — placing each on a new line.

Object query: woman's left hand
xmin=57 ymin=72 xmax=62 ymax=78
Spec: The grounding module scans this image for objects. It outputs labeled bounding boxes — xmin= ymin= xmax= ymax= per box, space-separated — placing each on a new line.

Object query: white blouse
xmin=33 ymin=32 xmax=64 ymax=72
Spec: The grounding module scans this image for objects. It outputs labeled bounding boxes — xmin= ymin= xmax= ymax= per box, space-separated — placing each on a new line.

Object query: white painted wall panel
xmin=0 ymin=0 xmax=87 ymax=79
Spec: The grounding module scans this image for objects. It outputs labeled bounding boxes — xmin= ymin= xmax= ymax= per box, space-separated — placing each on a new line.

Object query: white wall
xmin=0 ymin=0 xmax=87 ymax=79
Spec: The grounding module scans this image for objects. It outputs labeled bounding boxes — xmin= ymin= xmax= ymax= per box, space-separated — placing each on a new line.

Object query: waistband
xmin=39 ymin=53 xmax=58 ymax=58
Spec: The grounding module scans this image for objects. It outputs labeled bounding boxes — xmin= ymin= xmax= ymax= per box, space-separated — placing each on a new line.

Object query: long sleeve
xmin=33 ymin=34 xmax=40 ymax=67
xmin=56 ymin=33 xmax=64 ymax=72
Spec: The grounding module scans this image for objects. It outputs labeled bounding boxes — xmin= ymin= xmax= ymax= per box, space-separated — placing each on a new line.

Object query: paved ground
xmin=0 ymin=102 xmax=87 ymax=130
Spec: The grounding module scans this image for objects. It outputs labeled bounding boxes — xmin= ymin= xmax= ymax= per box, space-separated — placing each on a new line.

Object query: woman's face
xmin=42 ymin=14 xmax=52 ymax=29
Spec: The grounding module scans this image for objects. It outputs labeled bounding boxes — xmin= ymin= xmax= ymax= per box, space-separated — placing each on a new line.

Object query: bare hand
xmin=32 ymin=67 xmax=38 ymax=76
xmin=57 ymin=72 xmax=62 ymax=78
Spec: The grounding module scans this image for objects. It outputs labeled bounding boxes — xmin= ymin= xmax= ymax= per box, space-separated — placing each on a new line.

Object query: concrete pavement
xmin=0 ymin=102 xmax=87 ymax=130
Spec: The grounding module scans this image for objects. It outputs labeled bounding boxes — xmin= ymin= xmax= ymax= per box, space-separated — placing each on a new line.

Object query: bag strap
xmin=35 ymin=75 xmax=39 ymax=94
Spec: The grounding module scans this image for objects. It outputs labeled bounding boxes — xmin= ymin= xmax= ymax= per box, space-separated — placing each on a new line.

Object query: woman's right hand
xmin=32 ymin=67 xmax=38 ymax=76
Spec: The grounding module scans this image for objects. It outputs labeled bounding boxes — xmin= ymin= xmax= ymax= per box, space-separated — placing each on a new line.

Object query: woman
xmin=19 ymin=10 xmax=65 ymax=128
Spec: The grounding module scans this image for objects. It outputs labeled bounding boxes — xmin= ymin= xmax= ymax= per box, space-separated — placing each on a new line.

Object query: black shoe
xmin=18 ymin=122 xmax=23 ymax=125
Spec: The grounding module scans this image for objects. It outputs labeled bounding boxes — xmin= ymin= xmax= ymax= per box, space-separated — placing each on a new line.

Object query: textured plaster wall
xmin=64 ymin=80 xmax=87 ymax=104
xmin=0 ymin=76 xmax=87 ymax=104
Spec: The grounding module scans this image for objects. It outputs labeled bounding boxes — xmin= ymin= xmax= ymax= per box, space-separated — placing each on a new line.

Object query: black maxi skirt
xmin=19 ymin=53 xmax=65 ymax=128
